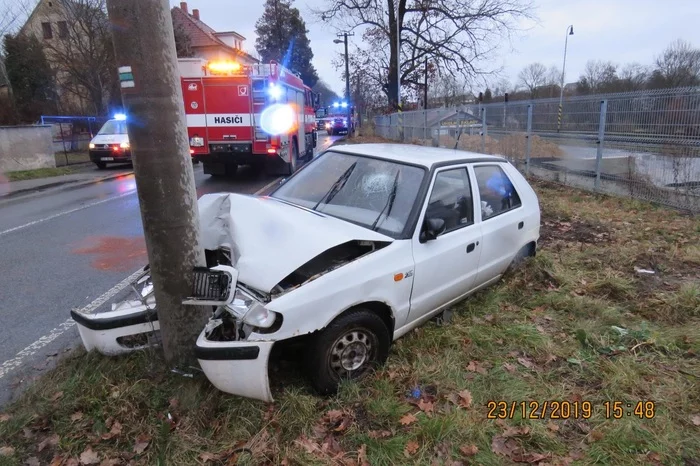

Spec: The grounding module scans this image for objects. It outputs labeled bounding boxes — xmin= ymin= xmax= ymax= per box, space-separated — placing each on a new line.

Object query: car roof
xmin=328 ymin=143 xmax=506 ymax=169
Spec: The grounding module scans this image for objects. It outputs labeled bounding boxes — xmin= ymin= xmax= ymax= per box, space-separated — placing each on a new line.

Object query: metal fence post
xmin=525 ymin=104 xmax=533 ymax=176
xmin=594 ymin=99 xmax=608 ymax=190
xmin=481 ymin=107 xmax=486 ymax=153
xmin=398 ymin=104 xmax=404 ymax=142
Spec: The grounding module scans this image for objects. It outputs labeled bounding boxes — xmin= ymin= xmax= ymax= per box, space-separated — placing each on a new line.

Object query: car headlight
xmin=190 ymin=136 xmax=205 ymax=147
xmin=226 ymin=288 xmax=277 ymax=329
xmin=343 ymin=119 xmax=347 ymax=125
xmin=120 ymin=142 xmax=129 ymax=149
xmin=89 ymin=143 xmax=95 ymax=149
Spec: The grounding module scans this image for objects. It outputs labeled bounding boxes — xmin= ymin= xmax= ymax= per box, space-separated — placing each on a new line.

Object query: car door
xmin=472 ymin=163 xmax=527 ymax=283
xmin=408 ymin=166 xmax=482 ymax=323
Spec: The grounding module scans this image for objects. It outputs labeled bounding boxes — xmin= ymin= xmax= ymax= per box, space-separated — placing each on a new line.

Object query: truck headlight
xmin=190 ymin=136 xmax=205 ymax=147
xmin=227 ymin=288 xmax=278 ymax=329
xmin=89 ymin=143 xmax=95 ymax=149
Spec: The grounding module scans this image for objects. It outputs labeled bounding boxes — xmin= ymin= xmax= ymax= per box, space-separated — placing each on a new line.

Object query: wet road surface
xmin=0 ymin=133 xmax=340 ymax=406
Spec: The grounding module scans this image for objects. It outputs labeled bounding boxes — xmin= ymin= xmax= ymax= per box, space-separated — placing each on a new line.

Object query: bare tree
xmin=618 ymin=63 xmax=648 ymax=91
xmin=428 ymin=71 xmax=468 ymax=107
xmin=0 ymin=0 xmax=34 ymax=97
xmin=315 ymin=0 xmax=533 ymax=110
xmin=40 ymin=0 xmax=117 ymax=115
xmin=517 ymin=62 xmax=546 ymax=97
xmin=651 ymin=39 xmax=700 ymax=88
xmin=577 ymin=60 xmax=618 ymax=94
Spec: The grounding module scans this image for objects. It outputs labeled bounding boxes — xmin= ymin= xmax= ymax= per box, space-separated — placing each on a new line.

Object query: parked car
xmin=88 ymin=115 xmax=131 ymax=169
xmin=71 ymin=144 xmax=540 ymax=402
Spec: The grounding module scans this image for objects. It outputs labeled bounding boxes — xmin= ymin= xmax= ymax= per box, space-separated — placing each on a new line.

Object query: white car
xmin=72 ymin=144 xmax=540 ymax=402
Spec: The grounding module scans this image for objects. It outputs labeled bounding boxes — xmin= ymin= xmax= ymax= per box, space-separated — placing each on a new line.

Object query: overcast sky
xmin=169 ymin=0 xmax=700 ymax=95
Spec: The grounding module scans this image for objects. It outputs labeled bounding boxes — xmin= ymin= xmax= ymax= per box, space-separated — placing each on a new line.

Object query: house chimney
xmin=192 ymin=9 xmax=200 ymax=20
xmin=179 ymin=2 xmax=188 ymax=13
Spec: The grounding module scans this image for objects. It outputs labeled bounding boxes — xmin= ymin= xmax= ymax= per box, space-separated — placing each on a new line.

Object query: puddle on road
xmin=72 ymin=236 xmax=147 ymax=272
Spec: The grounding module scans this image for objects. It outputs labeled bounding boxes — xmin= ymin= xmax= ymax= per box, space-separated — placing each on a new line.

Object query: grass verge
xmin=55 ymin=151 xmax=91 ymax=167
xmin=0 ymin=181 xmax=698 ymax=466
xmin=5 ymin=167 xmax=74 ymax=182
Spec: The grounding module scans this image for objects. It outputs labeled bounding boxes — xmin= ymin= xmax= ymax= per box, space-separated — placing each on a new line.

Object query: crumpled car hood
xmin=198 ymin=193 xmax=393 ymax=293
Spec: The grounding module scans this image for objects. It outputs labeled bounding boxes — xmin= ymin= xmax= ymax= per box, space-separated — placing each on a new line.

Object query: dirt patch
xmin=73 ymin=236 xmax=147 ymax=272
xmin=539 ymin=215 xmax=612 ymax=246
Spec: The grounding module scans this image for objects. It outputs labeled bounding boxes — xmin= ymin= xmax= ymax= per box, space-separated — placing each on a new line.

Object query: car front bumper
xmin=89 ymin=149 xmax=132 ymax=163
xmin=195 ymin=331 xmax=275 ymax=402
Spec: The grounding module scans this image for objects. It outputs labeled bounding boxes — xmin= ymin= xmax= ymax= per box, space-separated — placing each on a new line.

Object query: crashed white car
xmin=72 ymin=143 xmax=540 ymax=402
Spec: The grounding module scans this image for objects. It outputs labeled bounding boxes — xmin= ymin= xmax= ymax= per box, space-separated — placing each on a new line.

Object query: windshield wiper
xmin=370 ymin=169 xmax=400 ymax=231
xmin=312 ymin=161 xmax=357 ymax=211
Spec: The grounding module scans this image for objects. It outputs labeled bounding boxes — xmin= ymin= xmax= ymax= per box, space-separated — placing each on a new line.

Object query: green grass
xmin=5 ymin=166 xmax=74 ymax=182
xmin=0 ymin=179 xmax=698 ymax=465
xmin=54 ymin=151 xmax=90 ymax=167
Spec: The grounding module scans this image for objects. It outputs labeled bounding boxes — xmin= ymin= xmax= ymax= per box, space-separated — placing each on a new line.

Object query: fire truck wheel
xmin=287 ymin=140 xmax=299 ymax=175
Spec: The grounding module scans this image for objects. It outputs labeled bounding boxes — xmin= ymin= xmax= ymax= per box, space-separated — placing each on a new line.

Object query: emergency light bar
xmin=114 ymin=113 xmax=127 ymax=121
xmin=207 ymin=61 xmax=242 ymax=73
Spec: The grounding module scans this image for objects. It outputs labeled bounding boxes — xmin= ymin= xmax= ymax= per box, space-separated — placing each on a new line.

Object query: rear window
xmin=474 ymin=165 xmax=522 ymax=220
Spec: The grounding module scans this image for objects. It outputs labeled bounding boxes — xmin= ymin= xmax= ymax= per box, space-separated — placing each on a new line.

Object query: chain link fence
xmin=374 ymin=88 xmax=700 ymax=213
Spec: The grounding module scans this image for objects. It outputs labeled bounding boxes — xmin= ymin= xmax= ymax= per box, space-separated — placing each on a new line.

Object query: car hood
xmin=91 ymin=133 xmax=129 ymax=145
xmin=198 ymin=193 xmax=393 ymax=293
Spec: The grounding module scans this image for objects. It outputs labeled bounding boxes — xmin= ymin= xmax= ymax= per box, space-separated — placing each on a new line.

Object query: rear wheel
xmin=287 ymin=140 xmax=299 ymax=175
xmin=95 ymin=161 xmax=106 ymax=169
xmin=306 ymin=308 xmax=391 ymax=396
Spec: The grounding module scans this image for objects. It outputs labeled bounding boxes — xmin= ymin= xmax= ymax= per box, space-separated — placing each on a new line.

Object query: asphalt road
xmin=0 ymin=132 xmax=341 ymax=407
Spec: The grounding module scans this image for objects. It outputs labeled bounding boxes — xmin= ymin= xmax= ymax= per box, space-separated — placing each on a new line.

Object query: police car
xmin=88 ymin=114 xmax=130 ymax=169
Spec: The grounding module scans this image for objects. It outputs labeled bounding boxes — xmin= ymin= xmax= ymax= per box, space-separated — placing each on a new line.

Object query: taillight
xmin=112 ymin=145 xmax=120 ymax=152
xmin=267 ymin=148 xmax=277 ymax=154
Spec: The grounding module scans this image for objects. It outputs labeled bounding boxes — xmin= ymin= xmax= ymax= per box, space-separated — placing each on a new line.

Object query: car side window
xmin=473 ymin=165 xmax=522 ymax=220
xmin=424 ymin=168 xmax=474 ymax=236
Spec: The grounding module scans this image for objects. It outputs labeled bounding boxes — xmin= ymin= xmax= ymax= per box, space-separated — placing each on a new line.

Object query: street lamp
xmin=557 ymin=24 xmax=574 ymax=133
xmin=335 ymin=32 xmax=354 ymax=136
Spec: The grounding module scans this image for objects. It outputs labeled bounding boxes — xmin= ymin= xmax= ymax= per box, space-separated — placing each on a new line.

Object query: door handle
xmin=466 ymin=243 xmax=476 ymax=253
xmin=518 ymin=221 xmax=524 ymax=230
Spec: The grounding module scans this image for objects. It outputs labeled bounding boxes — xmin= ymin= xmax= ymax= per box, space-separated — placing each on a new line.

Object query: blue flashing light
xmin=332 ymin=102 xmax=340 ymax=108
xmin=268 ymin=83 xmax=283 ymax=100
xmin=341 ymin=102 xmax=348 ymax=108
xmin=114 ymin=113 xmax=127 ymax=121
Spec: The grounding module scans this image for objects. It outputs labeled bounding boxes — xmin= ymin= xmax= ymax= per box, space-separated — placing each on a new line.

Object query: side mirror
xmin=419 ymin=218 xmax=446 ymax=243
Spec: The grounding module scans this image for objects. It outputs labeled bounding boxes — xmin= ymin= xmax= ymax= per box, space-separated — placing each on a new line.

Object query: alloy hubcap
xmin=330 ymin=330 xmax=372 ymax=374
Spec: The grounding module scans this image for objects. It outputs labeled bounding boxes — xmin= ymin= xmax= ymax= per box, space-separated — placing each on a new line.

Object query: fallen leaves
xmin=50 ymin=391 xmax=64 ymax=402
xmin=70 ymin=412 xmax=84 ymax=422
xmin=517 ymin=357 xmax=536 ymax=370
xmin=466 ymin=360 xmax=488 ymax=375
xmin=25 ymin=457 xmax=41 ymax=466
xmin=37 ymin=434 xmax=60 ymax=452
xmin=0 ymin=414 xmax=11 ymax=422
xmin=133 ymin=434 xmax=151 ymax=454
xmin=503 ymin=363 xmax=517 ymax=373
xmin=404 ymin=441 xmax=419 ymax=457
xmin=368 ymin=430 xmax=392 ymax=439
xmin=101 ymin=420 xmax=122 ymax=440
xmin=460 ymin=444 xmax=478 ymax=456
xmin=79 ymin=447 xmax=100 ymax=465
xmin=399 ymin=413 xmax=418 ymax=426
xmin=417 ymin=399 xmax=434 ymax=414
xmin=492 ymin=426 xmax=550 ymax=464
xmin=457 ymin=390 xmax=473 ymax=409
xmin=318 ymin=409 xmax=353 ymax=434
xmin=357 ymin=444 xmax=369 ymax=466
xmin=0 ymin=446 xmax=15 ymax=457
xmin=691 ymin=414 xmax=700 ymax=426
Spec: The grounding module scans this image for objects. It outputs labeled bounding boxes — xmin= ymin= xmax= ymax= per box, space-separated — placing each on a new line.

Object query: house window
xmin=58 ymin=21 xmax=68 ymax=38
xmin=41 ymin=22 xmax=53 ymax=39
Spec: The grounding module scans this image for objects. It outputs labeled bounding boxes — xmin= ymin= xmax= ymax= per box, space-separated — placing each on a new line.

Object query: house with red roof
xmin=171 ymin=2 xmax=258 ymax=65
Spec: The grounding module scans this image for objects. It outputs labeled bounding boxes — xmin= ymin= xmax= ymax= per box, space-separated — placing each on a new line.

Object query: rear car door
xmin=471 ymin=163 xmax=526 ymax=283
xmin=409 ymin=166 xmax=482 ymax=322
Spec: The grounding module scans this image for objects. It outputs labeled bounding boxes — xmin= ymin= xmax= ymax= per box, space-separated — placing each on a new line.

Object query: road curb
xmin=0 ymin=171 xmax=134 ymax=206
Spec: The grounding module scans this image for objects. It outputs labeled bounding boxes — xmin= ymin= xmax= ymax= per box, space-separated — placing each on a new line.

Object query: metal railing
xmin=374 ymin=87 xmax=700 ymax=213
xmin=41 ymin=115 xmax=110 ymax=166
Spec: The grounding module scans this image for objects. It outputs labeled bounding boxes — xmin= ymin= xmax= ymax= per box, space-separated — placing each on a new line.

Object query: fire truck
xmin=316 ymin=101 xmax=355 ymax=135
xmin=178 ymin=58 xmax=319 ymax=176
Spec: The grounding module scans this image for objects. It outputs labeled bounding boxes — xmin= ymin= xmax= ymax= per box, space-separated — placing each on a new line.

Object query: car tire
xmin=306 ymin=308 xmax=391 ymax=396
xmin=95 ymin=161 xmax=106 ymax=169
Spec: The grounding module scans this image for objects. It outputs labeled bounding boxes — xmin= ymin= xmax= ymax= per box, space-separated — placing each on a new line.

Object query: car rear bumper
xmin=195 ymin=330 xmax=274 ymax=402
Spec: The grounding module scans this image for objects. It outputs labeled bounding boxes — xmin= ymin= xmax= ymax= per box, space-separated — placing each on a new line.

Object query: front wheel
xmin=95 ymin=161 xmax=106 ymax=169
xmin=306 ymin=309 xmax=391 ymax=395
xmin=287 ymin=140 xmax=299 ymax=175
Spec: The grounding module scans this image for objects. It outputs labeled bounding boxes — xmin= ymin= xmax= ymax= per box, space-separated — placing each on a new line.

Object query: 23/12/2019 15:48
xmin=486 ymin=400 xmax=657 ymax=420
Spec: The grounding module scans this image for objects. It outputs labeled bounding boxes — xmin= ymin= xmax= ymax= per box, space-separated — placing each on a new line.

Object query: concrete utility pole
xmin=335 ymin=31 xmax=354 ymax=137
xmin=106 ymin=0 xmax=207 ymax=367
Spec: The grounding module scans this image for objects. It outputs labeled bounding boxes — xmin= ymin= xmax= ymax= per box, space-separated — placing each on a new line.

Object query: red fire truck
xmin=178 ymin=58 xmax=319 ymax=176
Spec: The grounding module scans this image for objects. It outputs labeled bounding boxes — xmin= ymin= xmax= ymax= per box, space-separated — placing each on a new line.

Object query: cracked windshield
xmin=0 ymin=0 xmax=698 ymax=464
